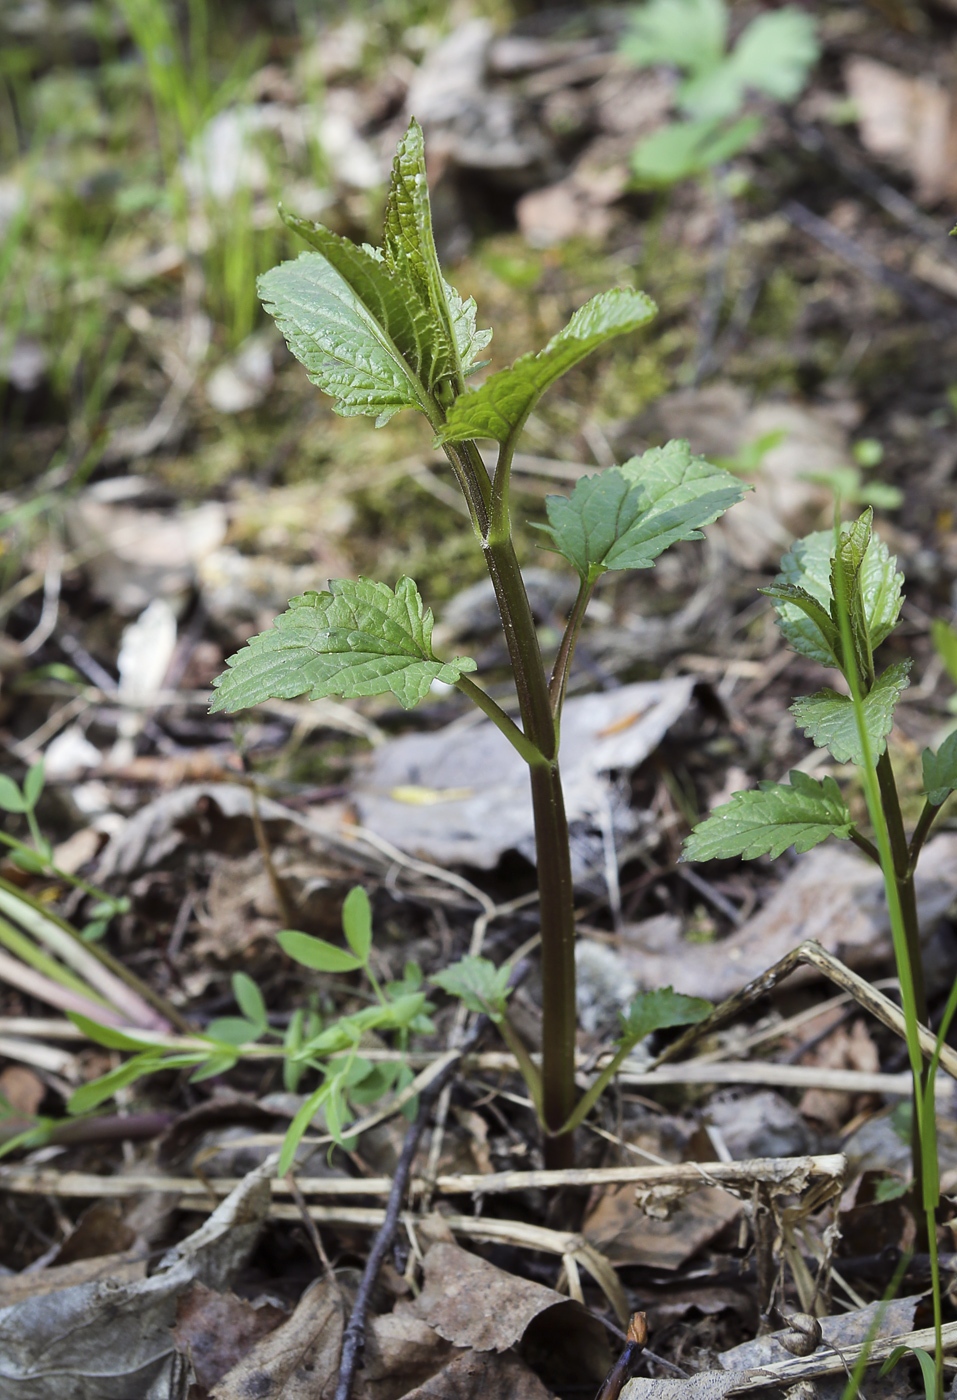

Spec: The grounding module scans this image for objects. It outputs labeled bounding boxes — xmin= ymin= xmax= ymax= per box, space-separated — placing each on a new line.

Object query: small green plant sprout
xmin=207 ymin=119 xmax=745 ymax=1166
xmin=683 ymin=506 xmax=957 ymax=1400
xmin=801 ymin=437 xmax=903 ymax=512
xmin=68 ymin=886 xmax=436 ymax=1174
xmin=0 ymin=757 xmax=129 ymax=937
xmin=621 ymin=0 xmax=819 ymax=185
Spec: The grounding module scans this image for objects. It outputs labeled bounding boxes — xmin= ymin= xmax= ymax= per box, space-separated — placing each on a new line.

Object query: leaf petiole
xmin=454 ymin=675 xmax=547 ymax=768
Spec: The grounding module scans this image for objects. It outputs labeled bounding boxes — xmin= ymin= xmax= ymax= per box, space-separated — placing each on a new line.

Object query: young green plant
xmin=208 ymin=119 xmax=743 ymax=1166
xmin=68 ymin=885 xmax=436 ymax=1173
xmin=683 ymin=507 xmax=956 ymax=1399
xmin=621 ymin=0 xmax=818 ymax=185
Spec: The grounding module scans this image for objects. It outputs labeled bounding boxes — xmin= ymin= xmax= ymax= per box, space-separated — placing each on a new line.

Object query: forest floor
xmin=2 ymin=1 xmax=957 ymax=1397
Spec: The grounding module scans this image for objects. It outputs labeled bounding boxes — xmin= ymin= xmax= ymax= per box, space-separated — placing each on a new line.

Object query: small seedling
xmin=684 ymin=507 xmax=957 ymax=1400
xmin=70 ymin=885 xmax=436 ymax=1172
xmin=621 ymin=0 xmax=818 ymax=184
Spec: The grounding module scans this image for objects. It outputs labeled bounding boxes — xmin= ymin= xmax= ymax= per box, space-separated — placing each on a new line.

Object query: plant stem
xmin=443 ymin=427 xmax=580 ymax=1166
xmin=529 ymin=761 xmax=577 ymax=1167
xmin=549 ymin=574 xmax=596 ymax=720
xmin=908 ymin=799 xmax=940 ymax=871
xmin=498 ymin=1012 xmax=543 ymax=1118
xmin=876 ymin=748 xmax=929 ymax=1219
xmin=454 ymin=675 xmax=546 ymax=768
xmin=848 ymin=829 xmax=881 ymax=865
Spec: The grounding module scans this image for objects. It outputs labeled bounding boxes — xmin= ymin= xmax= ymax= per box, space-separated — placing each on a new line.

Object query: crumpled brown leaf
xmin=412 ymin=1241 xmax=610 ymax=1382
xmin=172 ymin=1282 xmax=285 ymax=1391
xmin=398 ymin=1349 xmax=555 ymax=1400
xmin=582 ymin=1184 xmax=740 ymax=1270
xmin=0 ymin=1165 xmax=270 ymax=1400
xmin=631 ymin=835 xmax=957 ymax=1001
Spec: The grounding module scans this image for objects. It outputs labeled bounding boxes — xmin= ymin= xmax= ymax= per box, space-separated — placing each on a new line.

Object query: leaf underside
xmin=210 ymin=577 xmax=476 ymax=713
xmin=534 ymin=439 xmax=746 ymax=579
xmin=682 ymin=770 xmax=853 ymax=861
xmin=435 ymin=286 xmax=657 ymax=446
xmin=790 ymin=658 xmax=912 ymax=765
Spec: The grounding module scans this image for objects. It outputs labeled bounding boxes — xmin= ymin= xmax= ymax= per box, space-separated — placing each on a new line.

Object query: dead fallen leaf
xmin=633 ymin=835 xmax=957 ymax=1001
xmin=0 ymin=1252 xmax=147 ymax=1309
xmin=67 ymin=487 xmax=226 ymax=615
xmin=358 ymin=1307 xmax=454 ymax=1400
xmin=172 ymin=1282 xmax=285 ymax=1391
xmin=413 ymin=1241 xmax=608 ymax=1377
xmin=52 ymin=1201 xmax=135 ymax=1266
xmin=0 ymin=1165 xmax=270 ymax=1399
xmin=719 ymin=1294 xmax=919 ymax=1368
xmin=0 ymin=1066 xmax=44 ymax=1117
xmin=210 ymin=1277 xmax=343 ymax=1400
xmin=356 ymin=679 xmax=695 ymax=870
xmin=397 ymin=1348 xmax=555 ymax=1400
xmin=799 ymin=1019 xmax=880 ymax=1130
xmin=845 ymin=56 xmax=957 ymax=205
xmin=583 ymin=1184 xmax=741 ymax=1270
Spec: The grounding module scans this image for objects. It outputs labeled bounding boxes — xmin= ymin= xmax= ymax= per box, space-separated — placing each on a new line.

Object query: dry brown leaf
xmin=845 ymin=56 xmax=957 ymax=205
xmin=358 ymin=1308 xmax=454 ymax=1400
xmin=414 ymin=1242 xmax=576 ymax=1353
xmin=52 ymin=1201 xmax=135 ymax=1266
xmin=210 ymin=1277 xmax=343 ymax=1400
xmin=582 ymin=1184 xmax=740 ymax=1270
xmin=631 ymin=836 xmax=957 ymax=1001
xmin=799 ymin=1020 xmax=879 ymax=1129
xmin=397 ymin=1349 xmax=555 ymax=1400
xmin=0 ymin=1251 xmax=147 ymax=1309
xmin=172 ymin=1282 xmax=285 ymax=1391
xmin=0 ymin=1066 xmax=44 ymax=1117
xmin=413 ymin=1243 xmax=610 ymax=1382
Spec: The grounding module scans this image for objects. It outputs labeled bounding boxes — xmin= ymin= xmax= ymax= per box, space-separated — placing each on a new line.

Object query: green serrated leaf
xmin=682 ymin=770 xmax=853 ymax=862
xmin=620 ymin=0 xmax=727 ymax=76
xmin=0 ymin=775 xmax=26 ymax=813
xmin=790 ymin=659 xmax=912 ymax=765
xmin=631 ymin=114 xmax=761 ymax=184
xmin=617 ymin=987 xmax=713 ymax=1049
xmin=278 ymin=929 xmax=364 ymax=973
xmin=341 ymin=886 xmax=372 ymax=962
xmin=767 ymin=523 xmax=904 ymax=667
xmin=382 ymin=120 xmax=471 ymax=395
xmin=829 ymin=508 xmax=873 ymax=680
xmin=232 ymin=972 xmax=267 ymax=1032
xmin=210 ymin=577 xmax=476 ymax=714
xmin=431 ymin=956 xmax=511 ymax=1021
xmin=436 ymin=287 xmax=656 ymax=447
xmin=921 ymin=728 xmax=957 ymax=806
xmin=280 ymin=208 xmax=489 ymax=398
xmin=758 ymin=582 xmax=842 ymax=669
xmin=259 ymin=253 xmax=426 ymax=426
xmin=534 ymin=440 xmax=745 ymax=580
